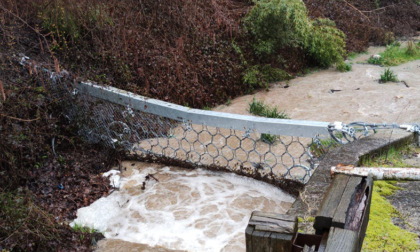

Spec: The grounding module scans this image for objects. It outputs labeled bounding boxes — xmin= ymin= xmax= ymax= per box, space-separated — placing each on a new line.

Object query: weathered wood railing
xmin=245 ymin=173 xmax=373 ymax=252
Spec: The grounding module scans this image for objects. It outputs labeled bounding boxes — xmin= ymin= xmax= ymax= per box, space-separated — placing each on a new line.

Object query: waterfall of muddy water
xmin=71 ymin=161 xmax=295 ymax=252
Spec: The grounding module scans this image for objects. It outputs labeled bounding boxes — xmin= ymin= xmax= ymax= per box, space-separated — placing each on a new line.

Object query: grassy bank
xmin=361 ymin=145 xmax=420 ymax=251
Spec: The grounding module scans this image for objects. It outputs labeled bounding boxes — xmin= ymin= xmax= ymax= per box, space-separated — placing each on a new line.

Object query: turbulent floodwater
xmin=71 ymin=162 xmax=294 ymax=251
xmin=216 ymin=47 xmax=420 ymax=124
xmin=72 ymin=45 xmax=420 ymax=252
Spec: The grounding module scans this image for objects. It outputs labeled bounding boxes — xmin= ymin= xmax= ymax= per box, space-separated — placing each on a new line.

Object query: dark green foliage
xmin=336 ymin=62 xmax=352 ymax=72
xmin=306 ymin=18 xmax=346 ymax=67
xmin=243 ymin=65 xmax=291 ymax=90
xmin=248 ymin=98 xmax=289 ymax=144
xmin=248 ymin=97 xmax=289 ymax=119
xmin=380 ymin=68 xmax=398 ymax=83
xmin=261 ymin=133 xmax=277 ymax=144
xmin=244 ymin=0 xmax=346 ymax=70
xmin=248 ymin=97 xmax=266 ymax=116
xmin=244 ymin=0 xmax=310 ymax=55
xmin=368 ymin=55 xmax=384 ymax=65
xmin=368 ymin=42 xmax=420 ymax=66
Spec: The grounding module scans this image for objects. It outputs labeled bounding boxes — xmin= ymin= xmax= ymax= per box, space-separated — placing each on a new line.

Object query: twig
xmin=149 ymin=173 xmax=159 ymax=182
xmin=343 ymin=0 xmax=370 ymax=21
xmin=361 ymin=4 xmax=395 ymax=13
xmin=0 ymin=113 xmax=39 ymax=122
xmin=0 ymin=80 xmax=5 ymax=101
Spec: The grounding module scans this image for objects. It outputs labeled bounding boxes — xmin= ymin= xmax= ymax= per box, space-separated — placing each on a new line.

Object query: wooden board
xmin=325 ymin=227 xmax=358 ymax=252
xmin=270 ymin=232 xmax=294 ymax=252
xmin=252 ymin=211 xmax=297 ymax=222
xmin=251 ymin=230 xmax=271 ymax=252
xmin=314 ymin=174 xmax=350 ymax=233
xmin=245 ymin=225 xmax=254 ymax=252
xmin=332 ymin=176 xmax=363 ymax=228
xmin=246 ymin=211 xmax=297 ymax=252
xmin=356 ymin=176 xmax=373 ymax=251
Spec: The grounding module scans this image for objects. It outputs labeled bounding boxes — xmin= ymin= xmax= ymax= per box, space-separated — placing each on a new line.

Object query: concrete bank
xmin=287 ymin=129 xmax=416 ymax=233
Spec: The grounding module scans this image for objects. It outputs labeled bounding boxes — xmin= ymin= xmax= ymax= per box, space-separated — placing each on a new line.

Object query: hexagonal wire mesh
xmin=72 ymin=82 xmax=392 ymax=184
xmin=19 ymin=55 xmax=419 ymax=184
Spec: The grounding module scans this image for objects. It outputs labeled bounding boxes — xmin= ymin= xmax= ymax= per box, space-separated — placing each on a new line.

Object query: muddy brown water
xmin=89 ymin=46 xmax=420 ymax=251
xmin=74 ymin=161 xmax=294 ymax=252
xmin=216 ymin=47 xmax=420 ymax=124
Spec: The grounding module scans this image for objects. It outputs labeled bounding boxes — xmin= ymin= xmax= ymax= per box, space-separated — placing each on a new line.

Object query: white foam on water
xmin=71 ymin=165 xmax=295 ymax=252
xmin=102 ymin=169 xmax=121 ymax=188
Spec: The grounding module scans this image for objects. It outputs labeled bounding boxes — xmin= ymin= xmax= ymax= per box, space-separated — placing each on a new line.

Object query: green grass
xmin=362 ymin=181 xmax=419 ymax=252
xmin=359 ymin=144 xmax=420 ymax=168
xmin=248 ymin=97 xmax=288 ymax=119
xmin=248 ymin=98 xmax=266 ymax=116
xmin=361 ymin=143 xmax=420 ymax=251
xmin=347 ymin=51 xmax=368 ymax=60
xmin=380 ymin=68 xmax=398 ymax=83
xmin=336 ymin=62 xmax=352 ymax=72
xmin=368 ymin=41 xmax=420 ymax=66
xmin=248 ymin=97 xmax=289 ymax=144
xmin=309 ymin=137 xmax=340 ymax=157
xmin=72 ymin=223 xmax=97 ymax=234
xmin=72 ymin=223 xmax=98 ymax=241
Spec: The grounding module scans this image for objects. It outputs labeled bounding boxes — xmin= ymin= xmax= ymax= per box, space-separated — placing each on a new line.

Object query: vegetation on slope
xmin=1 ymin=0 xmax=420 ymax=250
xmin=368 ymin=41 xmax=420 ymax=66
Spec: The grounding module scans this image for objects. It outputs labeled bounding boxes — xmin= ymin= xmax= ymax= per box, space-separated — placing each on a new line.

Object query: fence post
xmin=314 ymin=174 xmax=373 ymax=251
xmin=245 ymin=211 xmax=298 ymax=252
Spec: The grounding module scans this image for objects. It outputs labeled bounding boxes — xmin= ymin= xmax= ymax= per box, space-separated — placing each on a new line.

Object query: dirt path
xmin=215 ymin=46 xmax=420 ymax=124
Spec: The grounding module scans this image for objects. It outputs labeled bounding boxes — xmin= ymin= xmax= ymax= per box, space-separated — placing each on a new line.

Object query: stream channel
xmin=71 ymin=45 xmax=420 ymax=251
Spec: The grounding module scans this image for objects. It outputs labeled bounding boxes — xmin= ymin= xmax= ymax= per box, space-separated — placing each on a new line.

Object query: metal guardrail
xmin=77 ymin=81 xmax=330 ymax=138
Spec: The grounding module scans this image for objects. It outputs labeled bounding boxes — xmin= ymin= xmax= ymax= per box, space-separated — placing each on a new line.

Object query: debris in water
xmin=328 ymin=89 xmax=343 ymax=93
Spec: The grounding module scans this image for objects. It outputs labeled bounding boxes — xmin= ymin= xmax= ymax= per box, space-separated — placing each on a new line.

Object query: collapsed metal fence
xmin=20 ymin=55 xmax=420 ymax=184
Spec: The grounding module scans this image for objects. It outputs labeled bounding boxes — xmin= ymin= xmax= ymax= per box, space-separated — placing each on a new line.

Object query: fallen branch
xmin=0 ymin=113 xmax=39 ymax=122
xmin=343 ymin=0 xmax=370 ymax=21
xmin=361 ymin=4 xmax=396 ymax=13
xmin=331 ymin=164 xmax=420 ymax=180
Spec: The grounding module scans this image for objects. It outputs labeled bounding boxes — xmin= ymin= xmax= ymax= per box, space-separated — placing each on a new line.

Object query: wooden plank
xmin=325 ymin=227 xmax=358 ymax=252
xmin=314 ymin=174 xmax=350 ymax=233
xmin=252 ymin=230 xmax=271 ymax=252
xmin=250 ymin=215 xmax=292 ymax=225
xmin=317 ymin=231 xmax=329 ymax=252
xmin=332 ymin=176 xmax=363 ymax=228
xmin=245 ymin=225 xmax=254 ymax=252
xmin=252 ymin=211 xmax=297 ymax=222
xmin=356 ymin=176 xmax=373 ymax=251
xmin=249 ymin=216 xmax=296 ymax=233
xmin=270 ymin=232 xmax=294 ymax=252
xmin=246 ymin=211 xmax=298 ymax=252
xmin=254 ymin=224 xmax=293 ymax=234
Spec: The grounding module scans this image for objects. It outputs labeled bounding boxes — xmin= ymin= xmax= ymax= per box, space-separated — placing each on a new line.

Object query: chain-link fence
xmin=19 ymin=55 xmax=420 ymax=185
